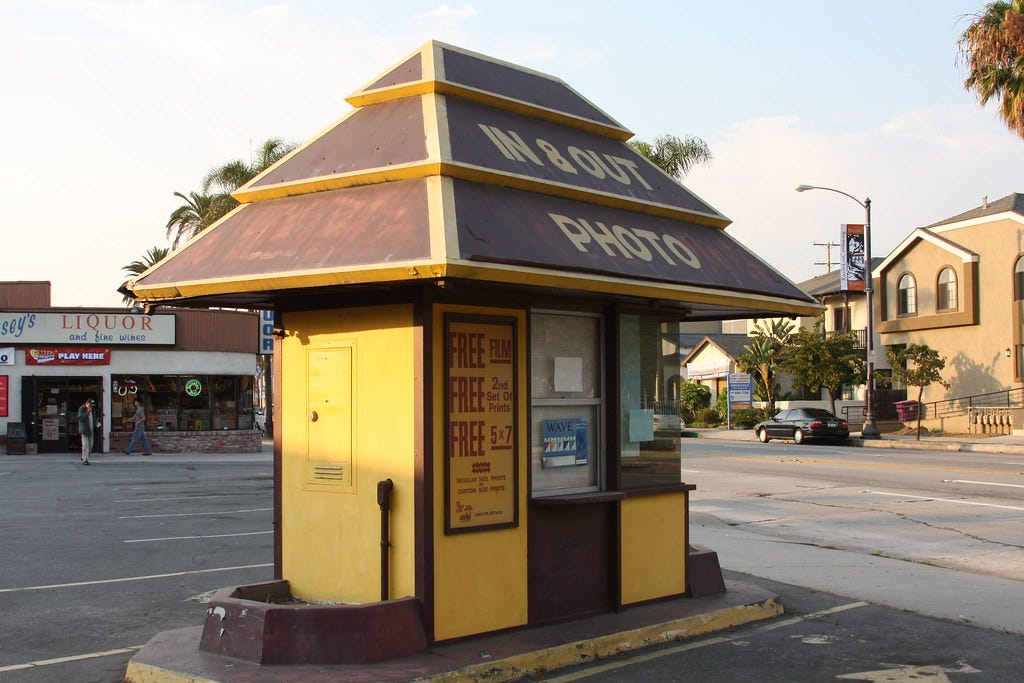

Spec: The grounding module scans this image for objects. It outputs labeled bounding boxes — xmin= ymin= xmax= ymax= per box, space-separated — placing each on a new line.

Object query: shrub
xmin=693 ymin=407 xmax=722 ymax=427
xmin=679 ymin=382 xmax=711 ymax=413
xmin=729 ymin=407 xmax=765 ymax=429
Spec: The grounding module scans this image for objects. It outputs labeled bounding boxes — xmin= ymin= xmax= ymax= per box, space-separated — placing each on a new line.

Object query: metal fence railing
xmin=845 ymin=386 xmax=1024 ymax=423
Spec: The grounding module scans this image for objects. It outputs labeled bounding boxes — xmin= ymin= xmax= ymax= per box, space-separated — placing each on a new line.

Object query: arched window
xmin=1015 ymin=256 xmax=1024 ymax=301
xmin=898 ymin=273 xmax=917 ymax=316
xmin=937 ymin=267 xmax=957 ymax=311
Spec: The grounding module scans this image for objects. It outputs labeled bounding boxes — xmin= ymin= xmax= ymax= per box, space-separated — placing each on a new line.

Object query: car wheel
xmin=793 ymin=428 xmax=805 ymax=444
xmin=757 ymin=428 xmax=769 ymax=443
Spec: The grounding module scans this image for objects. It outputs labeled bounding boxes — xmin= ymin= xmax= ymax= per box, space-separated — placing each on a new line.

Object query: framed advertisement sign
xmin=0 ymin=375 xmax=7 ymax=417
xmin=445 ymin=314 xmax=518 ymax=533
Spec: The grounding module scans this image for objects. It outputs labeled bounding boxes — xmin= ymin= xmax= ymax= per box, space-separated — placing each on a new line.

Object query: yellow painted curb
xmin=418 ymin=598 xmax=784 ymax=682
xmin=125 ymin=660 xmax=220 ymax=683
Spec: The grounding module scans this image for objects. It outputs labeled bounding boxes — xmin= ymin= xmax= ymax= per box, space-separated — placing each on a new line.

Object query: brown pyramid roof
xmin=127 ymin=41 xmax=819 ymax=319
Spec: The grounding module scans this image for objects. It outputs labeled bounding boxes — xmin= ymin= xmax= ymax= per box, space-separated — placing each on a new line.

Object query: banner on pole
xmin=841 ymin=224 xmax=866 ymax=292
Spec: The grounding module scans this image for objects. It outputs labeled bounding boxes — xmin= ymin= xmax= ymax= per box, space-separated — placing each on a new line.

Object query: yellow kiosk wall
xmin=620 ymin=493 xmax=688 ymax=605
xmin=280 ymin=305 xmax=418 ymax=604
xmin=431 ymin=304 xmax=529 ymax=641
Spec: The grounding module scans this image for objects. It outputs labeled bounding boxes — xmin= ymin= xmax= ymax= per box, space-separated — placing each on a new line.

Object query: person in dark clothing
xmin=123 ymin=398 xmax=153 ymax=456
xmin=77 ymin=398 xmax=95 ymax=465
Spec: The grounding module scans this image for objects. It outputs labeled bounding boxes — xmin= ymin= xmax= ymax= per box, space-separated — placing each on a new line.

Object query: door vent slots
xmin=312 ymin=462 xmax=346 ymax=480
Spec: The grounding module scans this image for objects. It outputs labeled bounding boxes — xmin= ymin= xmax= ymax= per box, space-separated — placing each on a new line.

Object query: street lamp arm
xmin=795 ymin=184 xmax=867 ymax=209
xmin=795 ymin=182 xmax=880 ymax=440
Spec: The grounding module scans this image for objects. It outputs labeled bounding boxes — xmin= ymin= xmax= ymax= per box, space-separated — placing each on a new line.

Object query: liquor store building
xmin=124 ymin=42 xmax=821 ymax=657
xmin=1 ymin=282 xmax=261 ymax=454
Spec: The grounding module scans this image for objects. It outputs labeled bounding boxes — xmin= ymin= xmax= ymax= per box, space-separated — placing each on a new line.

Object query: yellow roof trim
xmin=347 ymin=80 xmax=632 ymax=141
xmin=129 ymin=257 xmax=820 ymax=318
xmin=442 ymin=262 xmax=823 ymax=316
xmin=129 ymin=261 xmax=448 ymax=302
xmin=230 ymin=160 xmax=729 ymax=228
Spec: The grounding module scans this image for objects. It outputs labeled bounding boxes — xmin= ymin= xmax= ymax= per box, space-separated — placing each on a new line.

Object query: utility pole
xmin=813 ymin=241 xmax=840 ymax=272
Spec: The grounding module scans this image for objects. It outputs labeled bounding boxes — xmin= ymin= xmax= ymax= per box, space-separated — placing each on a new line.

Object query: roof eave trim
xmin=346 ymin=80 xmax=633 ymax=141
xmin=876 ymin=227 xmax=979 ymax=274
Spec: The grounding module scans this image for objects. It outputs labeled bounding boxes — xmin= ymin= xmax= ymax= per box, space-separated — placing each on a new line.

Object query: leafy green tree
xmin=958 ymin=0 xmax=1024 ymax=138
xmin=887 ymin=343 xmax=950 ymax=440
xmin=736 ymin=319 xmax=794 ymax=415
xmin=782 ymin=322 xmax=866 ymax=415
xmin=628 ymin=133 xmax=712 ymax=179
xmin=120 ymin=246 xmax=169 ymax=304
xmin=678 ymin=381 xmax=711 ymax=413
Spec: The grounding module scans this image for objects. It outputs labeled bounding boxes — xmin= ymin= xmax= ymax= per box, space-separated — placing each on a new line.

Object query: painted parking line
xmin=0 ymin=563 xmax=273 ymax=594
xmin=0 ymin=646 xmax=144 ymax=674
xmin=120 ymin=507 xmax=272 ymax=519
xmin=541 ymin=601 xmax=869 ymax=682
xmin=125 ymin=530 xmax=274 ymax=543
xmin=864 ymin=490 xmax=1024 ymax=512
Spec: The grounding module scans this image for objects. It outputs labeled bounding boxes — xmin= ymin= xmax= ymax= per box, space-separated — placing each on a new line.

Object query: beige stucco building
xmin=876 ymin=193 xmax=1024 ymax=406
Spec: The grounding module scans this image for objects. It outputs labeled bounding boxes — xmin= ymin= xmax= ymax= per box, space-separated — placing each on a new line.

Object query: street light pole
xmin=796 ymin=184 xmax=881 ymax=439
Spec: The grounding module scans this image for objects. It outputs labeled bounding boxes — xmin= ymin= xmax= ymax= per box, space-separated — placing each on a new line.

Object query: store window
xmin=529 ymin=311 xmax=603 ymax=497
xmin=619 ymin=314 xmax=683 ymax=489
xmin=112 ymin=375 xmax=255 ymax=432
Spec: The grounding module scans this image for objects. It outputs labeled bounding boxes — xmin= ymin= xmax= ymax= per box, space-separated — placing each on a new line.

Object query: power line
xmin=813 ymin=241 xmax=840 ymax=272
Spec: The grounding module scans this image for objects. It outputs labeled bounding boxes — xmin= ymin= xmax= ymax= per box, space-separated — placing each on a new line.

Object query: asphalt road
xmin=526 ymin=439 xmax=1024 ymax=681
xmin=684 ymin=438 xmax=1024 ymax=581
xmin=0 ymin=450 xmax=274 ymax=682
xmin=3 ymin=442 xmax=1023 ymax=682
xmin=527 ymin=571 xmax=1024 ymax=682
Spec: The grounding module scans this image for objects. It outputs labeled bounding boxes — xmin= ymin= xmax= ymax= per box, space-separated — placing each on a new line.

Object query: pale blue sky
xmin=3 ymin=0 xmax=1021 ymax=306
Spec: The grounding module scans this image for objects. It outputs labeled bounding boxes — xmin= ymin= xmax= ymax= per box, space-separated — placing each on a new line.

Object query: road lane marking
xmin=0 ymin=646 xmax=144 ymax=673
xmin=539 ymin=601 xmax=869 ymax=681
xmin=864 ymin=490 xmax=1024 ymax=511
xmin=688 ymin=452 xmax=1022 ymax=476
xmin=942 ymin=479 xmax=1024 ymax=489
xmin=0 ymin=563 xmax=273 ymax=594
xmin=124 ymin=530 xmax=274 ymax=543
xmin=119 ymin=507 xmax=272 ymax=519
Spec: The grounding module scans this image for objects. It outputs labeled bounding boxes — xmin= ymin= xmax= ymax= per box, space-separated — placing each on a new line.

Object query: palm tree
xmin=628 ymin=133 xmax=713 ymax=179
xmin=120 ymin=246 xmax=169 ymax=304
xmin=202 ymin=137 xmax=296 ymax=194
xmin=959 ymin=0 xmax=1024 ymax=138
xmin=736 ymin=319 xmax=794 ymax=416
xmin=165 ymin=138 xmax=297 ymax=248
xmin=165 ymin=191 xmax=236 ymax=248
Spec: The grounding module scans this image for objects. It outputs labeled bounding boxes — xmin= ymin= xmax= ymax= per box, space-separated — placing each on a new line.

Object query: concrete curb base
xmin=125 ymin=580 xmax=781 ymax=682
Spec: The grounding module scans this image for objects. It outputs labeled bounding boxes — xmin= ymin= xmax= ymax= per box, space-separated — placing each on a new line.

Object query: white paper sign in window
xmin=554 ymin=356 xmax=583 ymax=392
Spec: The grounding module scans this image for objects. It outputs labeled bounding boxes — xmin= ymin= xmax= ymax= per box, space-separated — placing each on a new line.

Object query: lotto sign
xmin=0 ymin=376 xmax=7 ymax=417
xmin=0 ymin=347 xmax=13 ymax=365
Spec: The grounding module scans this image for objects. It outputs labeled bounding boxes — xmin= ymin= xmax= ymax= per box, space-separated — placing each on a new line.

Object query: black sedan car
xmin=754 ymin=407 xmax=849 ymax=444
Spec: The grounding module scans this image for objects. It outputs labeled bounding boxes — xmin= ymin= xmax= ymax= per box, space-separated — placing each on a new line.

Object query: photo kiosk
xmin=125 ymin=40 xmax=821 ymax=664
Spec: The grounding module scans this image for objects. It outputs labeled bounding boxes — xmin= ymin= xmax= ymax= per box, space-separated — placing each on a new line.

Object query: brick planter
xmin=200 ymin=581 xmax=428 ymax=665
xmin=109 ymin=429 xmax=263 ymax=454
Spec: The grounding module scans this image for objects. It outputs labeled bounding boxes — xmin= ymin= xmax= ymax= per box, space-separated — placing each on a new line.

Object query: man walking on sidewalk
xmin=77 ymin=398 xmax=95 ymax=465
xmin=123 ymin=397 xmax=153 ymax=456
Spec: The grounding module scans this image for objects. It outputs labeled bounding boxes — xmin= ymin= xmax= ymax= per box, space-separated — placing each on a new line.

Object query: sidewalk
xmin=691 ymin=427 xmax=1024 ymax=455
xmin=126 ymin=580 xmax=781 ymax=683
